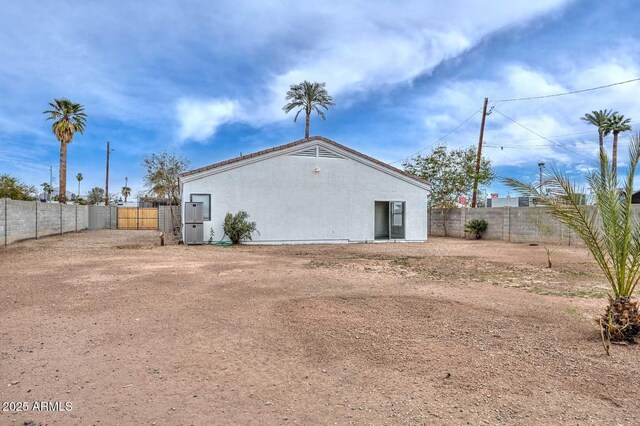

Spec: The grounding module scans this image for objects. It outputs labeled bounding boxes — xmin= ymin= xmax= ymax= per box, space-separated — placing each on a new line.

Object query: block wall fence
xmin=427 ymin=206 xmax=624 ymax=246
xmin=0 ymin=199 xmax=118 ymax=246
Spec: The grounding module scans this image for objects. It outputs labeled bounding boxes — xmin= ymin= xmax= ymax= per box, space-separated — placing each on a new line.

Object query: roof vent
xmin=318 ymin=146 xmax=345 ymax=159
xmin=291 ymin=146 xmax=317 ymax=157
xmin=290 ymin=145 xmax=346 ymax=159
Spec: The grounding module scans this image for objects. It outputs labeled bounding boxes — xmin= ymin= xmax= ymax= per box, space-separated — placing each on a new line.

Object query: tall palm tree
xmin=606 ymin=113 xmax=632 ymax=181
xmin=283 ymin=81 xmax=334 ymax=138
xmin=76 ymin=173 xmax=83 ymax=199
xmin=581 ymin=110 xmax=613 ymax=170
xmin=504 ymin=132 xmax=640 ymax=353
xmin=43 ymin=99 xmax=87 ymax=203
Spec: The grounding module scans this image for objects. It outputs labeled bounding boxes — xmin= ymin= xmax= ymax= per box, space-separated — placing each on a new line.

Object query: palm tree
xmin=581 ymin=110 xmax=613 ymax=174
xmin=504 ymin=132 xmax=640 ymax=353
xmin=76 ymin=173 xmax=83 ymax=199
xmin=605 ymin=113 xmax=632 ymax=181
xmin=41 ymin=182 xmax=53 ymax=202
xmin=121 ymin=186 xmax=131 ymax=203
xmin=43 ymin=99 xmax=87 ymax=203
xmin=283 ymin=81 xmax=334 ymax=138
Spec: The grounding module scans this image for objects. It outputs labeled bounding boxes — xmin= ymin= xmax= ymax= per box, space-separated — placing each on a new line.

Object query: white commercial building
xmin=179 ymin=136 xmax=430 ymax=244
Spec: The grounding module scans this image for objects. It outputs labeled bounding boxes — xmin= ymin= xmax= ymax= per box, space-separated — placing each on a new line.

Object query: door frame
xmin=373 ymin=200 xmax=406 ymax=240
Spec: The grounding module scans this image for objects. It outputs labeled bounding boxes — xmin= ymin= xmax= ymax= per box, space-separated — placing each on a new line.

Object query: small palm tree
xmin=605 ymin=113 xmax=632 ymax=181
xmin=76 ymin=173 xmax=83 ymax=199
xmin=43 ymin=99 xmax=87 ymax=203
xmin=581 ymin=110 xmax=613 ymax=174
xmin=504 ymin=132 xmax=640 ymax=353
xmin=121 ymin=186 xmax=131 ymax=203
xmin=283 ymin=81 xmax=334 ymax=138
xmin=41 ymin=182 xmax=53 ymax=202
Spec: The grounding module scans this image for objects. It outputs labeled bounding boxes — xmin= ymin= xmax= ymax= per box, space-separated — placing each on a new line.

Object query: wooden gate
xmin=117 ymin=207 xmax=158 ymax=230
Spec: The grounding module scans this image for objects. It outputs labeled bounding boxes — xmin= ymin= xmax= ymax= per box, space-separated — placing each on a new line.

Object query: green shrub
xmin=223 ymin=211 xmax=258 ymax=244
xmin=465 ymin=218 xmax=488 ymax=239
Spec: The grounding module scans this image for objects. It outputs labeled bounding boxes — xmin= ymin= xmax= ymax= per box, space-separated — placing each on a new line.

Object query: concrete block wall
xmin=466 ymin=207 xmax=505 ymax=240
xmin=37 ymin=202 xmax=62 ymax=239
xmin=158 ymin=205 xmax=181 ymax=234
xmin=87 ymin=206 xmax=117 ymax=230
xmin=429 ymin=208 xmax=463 ymax=237
xmin=77 ymin=205 xmax=89 ymax=230
xmin=1 ymin=199 xmax=113 ymax=246
xmin=428 ymin=206 xmax=640 ymax=246
xmin=5 ymin=199 xmax=37 ymax=244
xmin=0 ymin=199 xmax=4 ymax=244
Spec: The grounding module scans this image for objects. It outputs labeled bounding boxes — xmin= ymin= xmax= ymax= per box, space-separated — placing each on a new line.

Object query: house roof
xmin=180 ymin=135 xmax=430 ymax=186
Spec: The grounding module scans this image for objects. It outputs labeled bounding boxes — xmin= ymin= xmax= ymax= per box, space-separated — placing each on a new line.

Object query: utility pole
xmin=471 ymin=97 xmax=489 ymax=208
xmin=105 ymin=142 xmax=114 ymax=205
xmin=538 ymin=162 xmax=545 ymax=190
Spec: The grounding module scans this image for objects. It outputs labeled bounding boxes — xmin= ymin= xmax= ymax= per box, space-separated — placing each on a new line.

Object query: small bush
xmin=465 ymin=219 xmax=488 ymax=239
xmin=223 ymin=211 xmax=258 ymax=244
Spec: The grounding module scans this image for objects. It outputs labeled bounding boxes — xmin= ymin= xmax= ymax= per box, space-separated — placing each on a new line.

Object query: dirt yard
xmin=1 ymin=231 xmax=638 ymax=425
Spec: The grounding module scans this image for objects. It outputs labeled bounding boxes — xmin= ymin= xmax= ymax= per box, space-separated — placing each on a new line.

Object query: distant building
xmin=487 ymin=196 xmax=536 ymax=208
xmin=137 ymin=196 xmax=174 ymax=207
xmin=38 ymin=190 xmax=74 ymax=202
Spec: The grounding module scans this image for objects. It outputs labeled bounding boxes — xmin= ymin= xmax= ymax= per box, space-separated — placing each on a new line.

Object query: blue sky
xmin=1 ymin=0 xmax=639 ymax=200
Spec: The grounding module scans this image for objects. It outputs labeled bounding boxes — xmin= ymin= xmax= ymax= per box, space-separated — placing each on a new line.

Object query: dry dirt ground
xmin=1 ymin=231 xmax=639 ymax=425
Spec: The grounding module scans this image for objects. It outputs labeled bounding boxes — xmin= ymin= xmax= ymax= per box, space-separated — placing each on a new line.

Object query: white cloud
xmin=404 ymin=52 xmax=640 ymax=170
xmin=171 ymin=0 xmax=575 ymax=134
xmin=176 ymin=99 xmax=241 ymax=142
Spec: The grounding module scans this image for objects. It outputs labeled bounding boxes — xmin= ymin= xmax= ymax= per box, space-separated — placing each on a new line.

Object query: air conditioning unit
xmin=184 ymin=202 xmax=204 ymax=245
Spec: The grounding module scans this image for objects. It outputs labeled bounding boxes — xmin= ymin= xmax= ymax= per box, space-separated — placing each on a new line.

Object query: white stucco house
xmin=179 ymin=136 xmax=430 ymax=244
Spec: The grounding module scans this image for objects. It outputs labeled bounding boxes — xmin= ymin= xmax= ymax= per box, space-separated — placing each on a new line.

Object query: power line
xmin=495 ymin=130 xmax=597 ymax=143
xmin=493 ymin=77 xmax=640 ymax=103
xmin=388 ymin=108 xmax=482 ymax=165
xmin=491 ymin=108 xmax=592 ymax=160
xmin=485 ymin=129 xmax=600 ymax=148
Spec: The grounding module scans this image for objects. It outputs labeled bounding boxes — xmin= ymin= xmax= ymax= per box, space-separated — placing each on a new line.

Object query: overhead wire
xmin=493 ymin=77 xmax=640 ymax=103
xmin=388 ymin=108 xmax=482 ymax=165
xmin=491 ymin=108 xmax=592 ymax=160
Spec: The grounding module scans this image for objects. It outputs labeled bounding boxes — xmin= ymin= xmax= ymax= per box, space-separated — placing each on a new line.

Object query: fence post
xmin=59 ymin=203 xmax=63 ymax=235
xmin=75 ymin=204 xmax=78 ymax=233
xmin=35 ymin=200 xmax=38 ymax=239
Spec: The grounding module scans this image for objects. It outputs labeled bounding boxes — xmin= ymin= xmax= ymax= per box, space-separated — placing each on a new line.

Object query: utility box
xmin=184 ymin=202 xmax=204 ymax=223
xmin=184 ymin=201 xmax=204 ymax=245
xmin=185 ymin=223 xmax=204 ymax=245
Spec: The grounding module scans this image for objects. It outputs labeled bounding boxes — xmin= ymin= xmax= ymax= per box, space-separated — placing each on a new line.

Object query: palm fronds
xmin=283 ymin=81 xmax=334 ymax=138
xmin=503 ymin=132 xmax=640 ymax=299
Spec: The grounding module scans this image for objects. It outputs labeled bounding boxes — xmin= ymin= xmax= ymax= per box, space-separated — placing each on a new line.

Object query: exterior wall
xmin=1 ymin=199 xmax=113 ymax=246
xmin=181 ymin=144 xmax=429 ymax=244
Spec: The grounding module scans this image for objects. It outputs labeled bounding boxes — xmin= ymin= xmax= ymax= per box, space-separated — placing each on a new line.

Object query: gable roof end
xmin=180 ymin=136 xmax=430 ymax=186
